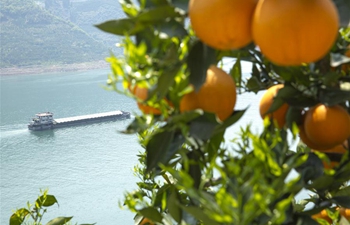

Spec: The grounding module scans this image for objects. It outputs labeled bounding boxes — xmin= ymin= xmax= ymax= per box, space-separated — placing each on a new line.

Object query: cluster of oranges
xmin=189 ymin=0 xmax=339 ymax=66
xmin=131 ymin=65 xmax=237 ymax=122
xmin=259 ymin=84 xmax=350 ymax=170
xmin=312 ymin=207 xmax=350 ymax=224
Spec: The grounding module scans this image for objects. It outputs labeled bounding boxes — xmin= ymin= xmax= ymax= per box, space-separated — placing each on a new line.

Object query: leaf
xmin=187 ymin=151 xmax=202 ymax=189
xmin=334 ymin=185 xmax=350 ymax=197
xmin=95 ymin=18 xmax=145 ymax=36
xmin=157 ymin=19 xmax=188 ymax=39
xmin=146 ymin=129 xmax=175 ymax=171
xmin=230 ymin=58 xmax=242 ymax=88
xmin=137 ymin=5 xmax=180 ymax=23
xmin=119 ymin=0 xmax=139 ymax=17
xmin=181 ymin=206 xmax=221 ymax=225
xmin=9 ymin=208 xmax=30 ymax=225
xmin=331 ymin=196 xmax=350 ymax=208
xmin=189 ymin=112 xmax=218 ymax=141
xmin=295 ymin=214 xmax=320 ymax=225
xmin=149 ymin=65 xmax=180 ymax=101
xmin=167 ymin=189 xmax=182 ymax=223
xmin=139 ymin=207 xmax=163 ymax=223
xmin=246 ymin=76 xmax=263 ymax=93
xmin=212 ymin=109 xmax=247 ymax=136
xmin=46 ymin=217 xmax=73 ymax=225
xmin=36 ymin=194 xmax=58 ymax=207
xmin=187 ymin=41 xmax=216 ymax=91
xmin=318 ymin=88 xmax=350 ymax=105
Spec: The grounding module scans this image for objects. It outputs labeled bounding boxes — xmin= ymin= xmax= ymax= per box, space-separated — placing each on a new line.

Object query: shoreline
xmin=0 ymin=60 xmax=110 ymax=75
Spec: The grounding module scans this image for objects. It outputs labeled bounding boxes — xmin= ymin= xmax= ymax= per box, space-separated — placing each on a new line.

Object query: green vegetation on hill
xmin=0 ymin=0 xmax=111 ymax=68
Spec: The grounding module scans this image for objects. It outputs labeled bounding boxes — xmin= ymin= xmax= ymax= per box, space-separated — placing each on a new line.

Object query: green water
xmin=0 ymin=69 xmax=142 ymax=224
xmin=0 ymin=65 xmax=274 ymax=224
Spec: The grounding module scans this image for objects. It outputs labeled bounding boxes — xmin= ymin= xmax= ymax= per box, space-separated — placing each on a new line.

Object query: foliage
xmin=95 ymin=0 xmax=350 ymax=224
xmin=9 ymin=190 xmax=95 ymax=225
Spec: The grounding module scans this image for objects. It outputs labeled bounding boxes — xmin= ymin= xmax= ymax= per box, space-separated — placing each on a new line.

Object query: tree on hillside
xmin=95 ymin=0 xmax=350 ymax=224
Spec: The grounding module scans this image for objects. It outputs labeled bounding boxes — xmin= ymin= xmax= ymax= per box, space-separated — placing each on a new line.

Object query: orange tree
xmin=96 ymin=0 xmax=350 ymax=224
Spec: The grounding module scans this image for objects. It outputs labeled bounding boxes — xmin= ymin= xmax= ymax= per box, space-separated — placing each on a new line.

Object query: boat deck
xmin=54 ymin=110 xmax=126 ymax=124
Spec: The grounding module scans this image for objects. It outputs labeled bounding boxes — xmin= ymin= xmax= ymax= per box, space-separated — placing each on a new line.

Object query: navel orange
xmin=180 ymin=65 xmax=237 ymax=121
xmin=259 ymin=84 xmax=289 ymax=128
xmin=189 ymin=0 xmax=258 ymax=50
xmin=252 ymin=0 xmax=339 ymax=66
xmin=304 ymin=104 xmax=350 ymax=148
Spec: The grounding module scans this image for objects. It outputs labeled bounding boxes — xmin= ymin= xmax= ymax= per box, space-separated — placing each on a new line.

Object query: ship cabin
xmin=30 ymin=112 xmax=54 ymax=125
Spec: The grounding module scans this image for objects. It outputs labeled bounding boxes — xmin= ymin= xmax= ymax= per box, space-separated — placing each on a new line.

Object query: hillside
xmin=0 ymin=0 xmax=117 ymax=68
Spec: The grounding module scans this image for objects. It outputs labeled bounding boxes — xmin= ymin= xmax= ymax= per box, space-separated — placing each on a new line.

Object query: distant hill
xmin=0 ymin=0 xmax=123 ymax=68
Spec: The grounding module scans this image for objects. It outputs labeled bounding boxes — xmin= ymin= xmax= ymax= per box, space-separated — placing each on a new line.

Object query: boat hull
xmin=28 ymin=111 xmax=131 ymax=131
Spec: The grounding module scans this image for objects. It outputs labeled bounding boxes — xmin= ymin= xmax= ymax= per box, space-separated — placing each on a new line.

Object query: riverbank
xmin=0 ymin=60 xmax=110 ymax=75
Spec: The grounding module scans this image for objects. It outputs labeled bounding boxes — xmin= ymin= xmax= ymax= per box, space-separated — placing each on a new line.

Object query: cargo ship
xmin=28 ymin=111 xmax=131 ymax=131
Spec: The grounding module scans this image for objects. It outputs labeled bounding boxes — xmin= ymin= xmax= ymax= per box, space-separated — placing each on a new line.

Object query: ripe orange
xmin=299 ymin=125 xmax=329 ymax=150
xmin=252 ymin=0 xmax=339 ymax=66
xmin=259 ymin=84 xmax=289 ymax=128
xmin=180 ymin=65 xmax=237 ymax=121
xmin=139 ymin=218 xmax=154 ymax=225
xmin=313 ymin=141 xmax=348 ymax=169
xmin=134 ymin=86 xmax=162 ymax=115
xmin=189 ymin=0 xmax=258 ymax=50
xmin=304 ymin=104 xmax=350 ymax=148
xmin=312 ymin=209 xmax=332 ymax=223
xmin=312 ymin=208 xmax=350 ymax=223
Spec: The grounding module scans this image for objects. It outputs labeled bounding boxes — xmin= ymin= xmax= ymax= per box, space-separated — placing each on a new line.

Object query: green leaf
xmin=146 ymin=129 xmax=175 ymax=171
xmin=246 ymin=76 xmax=263 ymax=93
xmin=319 ymin=88 xmax=350 ymax=105
xmin=137 ymin=5 xmax=180 ymax=23
xmin=332 ymin=196 xmax=350 ymax=208
xmin=149 ymin=65 xmax=180 ymax=101
xmin=187 ymin=41 xmax=216 ymax=91
xmin=95 ymin=18 xmax=145 ymax=36
xmin=189 ymin=112 xmax=218 ymax=141
xmin=36 ymin=194 xmax=58 ymax=207
xmin=187 ymin=151 xmax=202 ymax=189
xmin=119 ymin=0 xmax=139 ymax=17
xmin=157 ymin=19 xmax=188 ymax=39
xmin=167 ymin=189 xmax=182 ymax=223
xmin=46 ymin=217 xmax=73 ymax=225
xmin=139 ymin=207 xmax=163 ymax=223
xmin=181 ymin=206 xmax=221 ymax=225
xmin=230 ymin=58 xmax=242 ymax=88
xmin=295 ymin=214 xmax=320 ymax=225
xmin=212 ymin=109 xmax=247 ymax=137
xmin=9 ymin=208 xmax=30 ymax=225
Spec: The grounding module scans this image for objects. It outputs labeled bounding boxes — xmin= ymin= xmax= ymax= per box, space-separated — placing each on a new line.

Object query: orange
xmin=252 ymin=0 xmax=339 ymax=66
xmin=189 ymin=0 xmax=258 ymax=50
xmin=180 ymin=65 xmax=236 ymax=121
xmin=304 ymin=104 xmax=350 ymax=148
xmin=299 ymin=125 xmax=329 ymax=150
xmin=312 ymin=208 xmax=350 ymax=224
xmin=313 ymin=141 xmax=348 ymax=169
xmin=312 ymin=209 xmax=332 ymax=223
xmin=134 ymin=86 xmax=162 ymax=115
xmin=139 ymin=218 xmax=154 ymax=225
xmin=340 ymin=208 xmax=350 ymax=220
xmin=259 ymin=84 xmax=289 ymax=128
